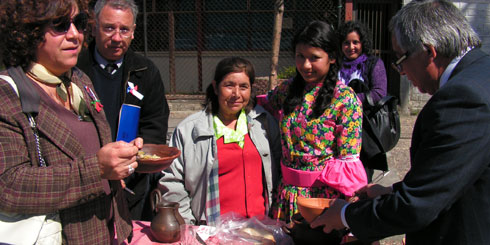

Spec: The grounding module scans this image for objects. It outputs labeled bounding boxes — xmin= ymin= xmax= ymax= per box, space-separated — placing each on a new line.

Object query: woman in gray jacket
xmin=158 ymin=57 xmax=281 ymax=225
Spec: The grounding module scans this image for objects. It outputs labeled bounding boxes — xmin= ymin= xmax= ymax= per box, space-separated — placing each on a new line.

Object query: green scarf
xmin=28 ymin=63 xmax=90 ymax=121
xmin=213 ymin=109 xmax=248 ymax=148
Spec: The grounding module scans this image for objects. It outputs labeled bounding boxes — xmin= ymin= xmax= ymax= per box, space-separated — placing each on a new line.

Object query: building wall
xmin=453 ymin=1 xmax=490 ymax=54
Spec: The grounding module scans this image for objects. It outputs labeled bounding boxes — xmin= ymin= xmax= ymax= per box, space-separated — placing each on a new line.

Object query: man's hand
xmin=355 ymin=183 xmax=393 ymax=199
xmin=310 ymin=198 xmax=348 ymax=234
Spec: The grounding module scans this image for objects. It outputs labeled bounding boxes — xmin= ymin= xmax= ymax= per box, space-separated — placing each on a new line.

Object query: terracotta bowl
xmin=136 ymin=144 xmax=180 ymax=173
xmin=296 ymin=196 xmax=334 ymax=223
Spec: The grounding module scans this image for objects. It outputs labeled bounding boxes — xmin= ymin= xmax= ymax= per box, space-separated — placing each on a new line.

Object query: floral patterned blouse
xmin=266 ymin=79 xmax=365 ymax=222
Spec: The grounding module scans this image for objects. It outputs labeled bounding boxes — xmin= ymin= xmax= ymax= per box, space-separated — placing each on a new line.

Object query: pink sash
xmin=281 ymin=163 xmax=324 ymax=187
xmin=281 ymin=156 xmax=367 ymax=197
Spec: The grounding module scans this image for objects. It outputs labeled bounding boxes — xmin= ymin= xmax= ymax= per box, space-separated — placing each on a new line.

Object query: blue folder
xmin=116 ymin=104 xmax=141 ymax=142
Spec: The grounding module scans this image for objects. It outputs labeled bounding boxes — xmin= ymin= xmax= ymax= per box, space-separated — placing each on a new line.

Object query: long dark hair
xmin=204 ymin=57 xmax=256 ymax=115
xmin=284 ymin=20 xmax=340 ymax=119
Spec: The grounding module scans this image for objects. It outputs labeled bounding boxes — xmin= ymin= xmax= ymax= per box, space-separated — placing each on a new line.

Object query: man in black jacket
xmin=78 ymin=0 xmax=169 ymax=221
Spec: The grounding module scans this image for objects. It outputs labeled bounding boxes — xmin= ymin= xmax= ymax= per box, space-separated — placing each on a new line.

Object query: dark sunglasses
xmin=51 ymin=12 xmax=88 ymax=34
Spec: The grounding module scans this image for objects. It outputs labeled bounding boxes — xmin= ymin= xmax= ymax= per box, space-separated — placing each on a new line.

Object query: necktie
xmin=105 ymin=63 xmax=117 ymax=74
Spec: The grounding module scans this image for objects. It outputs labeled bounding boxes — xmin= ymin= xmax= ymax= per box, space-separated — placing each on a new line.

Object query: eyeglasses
xmin=51 ymin=12 xmax=88 ymax=34
xmin=391 ymin=51 xmax=410 ymax=73
xmin=99 ymin=25 xmax=133 ymax=38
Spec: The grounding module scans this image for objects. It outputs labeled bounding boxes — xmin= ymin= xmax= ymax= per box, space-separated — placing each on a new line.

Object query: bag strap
xmin=0 ymin=74 xmax=18 ymax=96
xmin=0 ymin=74 xmax=46 ymax=167
xmin=7 ymin=66 xmax=40 ymax=114
xmin=365 ymin=91 xmax=375 ymax=107
xmin=374 ymin=95 xmax=396 ymax=111
xmin=27 ymin=114 xmax=46 ymax=167
xmin=363 ymin=56 xmax=379 ymax=108
xmin=367 ymin=95 xmax=397 ymax=116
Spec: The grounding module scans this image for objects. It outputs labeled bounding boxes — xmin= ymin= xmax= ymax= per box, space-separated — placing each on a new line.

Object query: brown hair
xmin=0 ymin=0 xmax=90 ymax=69
xmin=204 ymin=57 xmax=256 ymax=115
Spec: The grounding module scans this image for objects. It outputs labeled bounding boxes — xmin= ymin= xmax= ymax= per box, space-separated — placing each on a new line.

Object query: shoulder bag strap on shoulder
xmin=7 ymin=66 xmax=40 ymax=114
xmin=0 ymin=74 xmax=19 ymax=96
xmin=0 ymin=74 xmax=46 ymax=167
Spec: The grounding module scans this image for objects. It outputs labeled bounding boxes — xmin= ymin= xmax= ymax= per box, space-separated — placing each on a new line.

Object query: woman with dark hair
xmin=265 ymin=21 xmax=367 ymax=222
xmin=158 ymin=57 xmax=281 ymax=226
xmin=0 ymin=0 xmax=140 ymax=243
xmin=338 ymin=21 xmax=388 ymax=182
xmin=338 ymin=21 xmax=387 ymax=103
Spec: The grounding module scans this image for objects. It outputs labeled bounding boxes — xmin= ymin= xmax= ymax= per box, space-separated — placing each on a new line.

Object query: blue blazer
xmin=344 ymin=49 xmax=490 ymax=244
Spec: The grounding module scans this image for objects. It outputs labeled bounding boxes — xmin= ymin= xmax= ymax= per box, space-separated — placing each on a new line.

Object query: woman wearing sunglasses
xmin=0 ymin=0 xmax=140 ymax=244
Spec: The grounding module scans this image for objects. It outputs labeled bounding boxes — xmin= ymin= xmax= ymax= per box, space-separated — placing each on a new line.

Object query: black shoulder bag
xmin=364 ymin=93 xmax=401 ymax=153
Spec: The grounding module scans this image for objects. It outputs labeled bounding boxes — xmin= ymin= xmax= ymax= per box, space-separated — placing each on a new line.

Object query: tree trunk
xmin=269 ymin=0 xmax=284 ymax=91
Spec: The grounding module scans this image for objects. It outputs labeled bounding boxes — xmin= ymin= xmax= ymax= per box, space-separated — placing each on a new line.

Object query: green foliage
xmin=277 ymin=66 xmax=296 ymax=79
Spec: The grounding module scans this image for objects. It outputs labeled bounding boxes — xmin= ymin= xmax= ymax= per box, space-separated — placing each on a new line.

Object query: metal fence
xmin=131 ymin=0 xmax=345 ymax=95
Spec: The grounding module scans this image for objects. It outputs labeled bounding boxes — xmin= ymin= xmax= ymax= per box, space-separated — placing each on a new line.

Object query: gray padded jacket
xmin=158 ymin=105 xmax=281 ymax=224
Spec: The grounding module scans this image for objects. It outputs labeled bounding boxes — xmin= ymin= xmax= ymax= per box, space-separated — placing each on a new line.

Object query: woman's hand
xmin=97 ymin=137 xmax=143 ymax=180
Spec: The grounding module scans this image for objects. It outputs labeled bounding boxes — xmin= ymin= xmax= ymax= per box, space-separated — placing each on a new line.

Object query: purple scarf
xmin=339 ymin=54 xmax=368 ymax=85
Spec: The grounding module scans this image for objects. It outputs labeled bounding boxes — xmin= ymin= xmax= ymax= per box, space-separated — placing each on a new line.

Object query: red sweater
xmin=217 ymin=134 xmax=265 ymax=218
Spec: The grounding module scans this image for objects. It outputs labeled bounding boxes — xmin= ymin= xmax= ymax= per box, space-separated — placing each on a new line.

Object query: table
xmin=116 ymin=221 xmax=184 ymax=244
xmin=116 ymin=221 xmax=219 ymax=245
xmin=119 ymin=220 xmax=292 ymax=244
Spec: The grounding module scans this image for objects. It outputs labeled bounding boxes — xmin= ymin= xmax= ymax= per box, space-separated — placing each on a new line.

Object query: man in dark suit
xmin=310 ymin=1 xmax=490 ymax=244
xmin=78 ymin=0 xmax=169 ymax=221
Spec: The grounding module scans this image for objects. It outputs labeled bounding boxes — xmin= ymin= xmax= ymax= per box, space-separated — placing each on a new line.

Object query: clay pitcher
xmin=150 ymin=189 xmax=185 ymax=243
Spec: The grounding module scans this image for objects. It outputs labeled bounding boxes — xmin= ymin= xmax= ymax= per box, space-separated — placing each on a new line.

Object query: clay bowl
xmin=296 ymin=196 xmax=334 ymax=223
xmin=136 ymin=144 xmax=180 ymax=173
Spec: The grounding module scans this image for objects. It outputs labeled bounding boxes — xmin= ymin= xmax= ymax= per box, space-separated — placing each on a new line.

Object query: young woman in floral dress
xmin=266 ymin=21 xmax=367 ymax=222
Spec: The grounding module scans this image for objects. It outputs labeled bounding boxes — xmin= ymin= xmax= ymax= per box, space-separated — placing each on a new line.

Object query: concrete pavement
xmin=376 ymin=115 xmax=417 ymax=245
xmin=375 ymin=114 xmax=415 ymax=186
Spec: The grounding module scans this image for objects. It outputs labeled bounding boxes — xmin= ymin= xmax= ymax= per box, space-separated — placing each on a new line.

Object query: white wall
xmin=452 ymin=1 xmax=490 ymax=53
